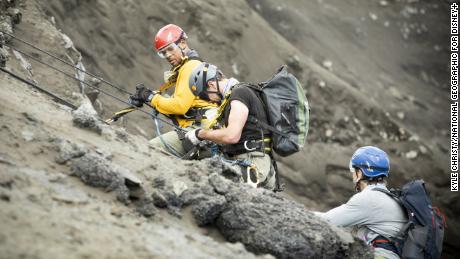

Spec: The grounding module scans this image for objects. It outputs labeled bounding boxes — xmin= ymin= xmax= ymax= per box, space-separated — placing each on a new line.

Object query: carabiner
xmin=244 ymin=140 xmax=257 ymax=151
xmin=244 ymin=164 xmax=259 ymax=188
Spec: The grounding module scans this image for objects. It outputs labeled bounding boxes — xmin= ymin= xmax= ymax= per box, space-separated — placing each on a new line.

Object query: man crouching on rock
xmin=315 ymin=146 xmax=408 ymax=259
xmin=184 ymin=63 xmax=277 ymax=190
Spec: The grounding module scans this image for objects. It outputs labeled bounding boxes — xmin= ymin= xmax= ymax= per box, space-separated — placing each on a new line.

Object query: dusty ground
xmin=0 ymin=0 xmax=458 ymax=258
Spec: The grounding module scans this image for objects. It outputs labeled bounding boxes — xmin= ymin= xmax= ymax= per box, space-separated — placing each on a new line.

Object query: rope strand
xmin=1 ymin=30 xmax=132 ymax=95
xmin=12 ymin=47 xmax=136 ymax=108
xmin=2 ymin=46 xmax=185 ymax=132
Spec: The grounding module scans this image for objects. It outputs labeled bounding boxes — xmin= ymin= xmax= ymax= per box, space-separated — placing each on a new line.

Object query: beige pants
xmin=149 ymin=129 xmax=212 ymax=159
xmin=149 ymin=107 xmax=220 ymax=157
xmin=149 ymin=130 xmax=187 ymax=157
xmin=225 ymin=151 xmax=276 ymax=190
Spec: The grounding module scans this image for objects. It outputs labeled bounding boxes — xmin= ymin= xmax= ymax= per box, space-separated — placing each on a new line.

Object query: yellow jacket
xmin=149 ymin=59 xmax=217 ymax=128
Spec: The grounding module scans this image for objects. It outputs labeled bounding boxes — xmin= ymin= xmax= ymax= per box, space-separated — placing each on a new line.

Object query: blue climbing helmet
xmin=349 ymin=146 xmax=390 ymax=178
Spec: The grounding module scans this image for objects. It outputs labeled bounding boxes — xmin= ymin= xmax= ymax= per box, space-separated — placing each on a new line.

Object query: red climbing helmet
xmin=154 ymin=24 xmax=187 ymax=51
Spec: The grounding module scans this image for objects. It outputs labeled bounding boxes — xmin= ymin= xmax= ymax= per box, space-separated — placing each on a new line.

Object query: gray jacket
xmin=317 ymin=183 xmax=408 ymax=244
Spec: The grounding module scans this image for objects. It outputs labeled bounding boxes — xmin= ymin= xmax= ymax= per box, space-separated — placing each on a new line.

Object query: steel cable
xmin=1 ymin=30 xmax=132 ymax=95
xmin=4 ymin=46 xmax=185 ymax=132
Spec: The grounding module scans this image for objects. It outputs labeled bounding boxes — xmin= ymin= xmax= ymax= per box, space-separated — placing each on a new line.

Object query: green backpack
xmin=247 ymin=65 xmax=309 ymax=156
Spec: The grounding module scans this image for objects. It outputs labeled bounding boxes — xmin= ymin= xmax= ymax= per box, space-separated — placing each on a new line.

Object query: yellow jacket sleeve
xmin=150 ymin=60 xmax=201 ymax=115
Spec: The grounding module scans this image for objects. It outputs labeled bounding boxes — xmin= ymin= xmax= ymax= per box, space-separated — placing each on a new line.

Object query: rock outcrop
xmin=184 ymin=173 xmax=373 ymax=258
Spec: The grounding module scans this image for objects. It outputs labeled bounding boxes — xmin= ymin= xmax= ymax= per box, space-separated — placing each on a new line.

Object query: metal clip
xmin=244 ymin=140 xmax=257 ymax=151
xmin=244 ymin=164 xmax=259 ymax=188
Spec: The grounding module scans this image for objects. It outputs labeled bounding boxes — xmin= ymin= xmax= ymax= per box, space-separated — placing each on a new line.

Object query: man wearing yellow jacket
xmin=129 ymin=24 xmax=217 ymax=157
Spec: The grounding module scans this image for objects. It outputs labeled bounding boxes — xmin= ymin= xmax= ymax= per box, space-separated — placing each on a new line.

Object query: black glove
xmin=129 ymin=84 xmax=157 ymax=107
xmin=128 ymin=95 xmax=144 ymax=107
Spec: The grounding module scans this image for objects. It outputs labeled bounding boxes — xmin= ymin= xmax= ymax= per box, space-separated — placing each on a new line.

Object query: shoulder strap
xmin=372 ymin=188 xmax=401 ymax=203
xmin=372 ymin=187 xmax=394 ymax=195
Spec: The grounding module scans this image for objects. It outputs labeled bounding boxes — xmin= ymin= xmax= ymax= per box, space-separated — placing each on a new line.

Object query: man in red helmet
xmin=154 ymin=24 xmax=198 ymax=68
xmin=129 ymin=24 xmax=217 ymax=157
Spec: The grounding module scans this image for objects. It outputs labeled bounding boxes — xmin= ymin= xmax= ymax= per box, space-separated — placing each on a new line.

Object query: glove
xmin=129 ymin=95 xmax=144 ymax=107
xmin=185 ymin=128 xmax=203 ymax=146
xmin=129 ymin=84 xmax=158 ymax=107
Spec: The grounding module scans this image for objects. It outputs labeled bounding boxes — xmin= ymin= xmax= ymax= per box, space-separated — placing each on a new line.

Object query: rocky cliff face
xmin=0 ymin=0 xmax=457 ymax=258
